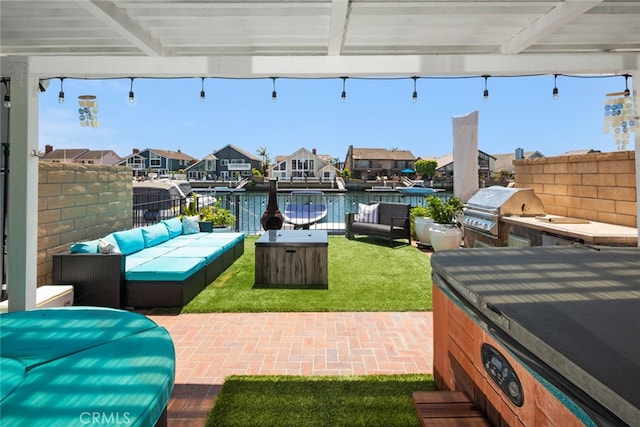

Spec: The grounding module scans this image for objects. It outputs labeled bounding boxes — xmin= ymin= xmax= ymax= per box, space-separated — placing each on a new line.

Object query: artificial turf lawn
xmin=182 ymin=235 xmax=432 ymax=313
xmin=206 ymin=374 xmax=436 ymax=427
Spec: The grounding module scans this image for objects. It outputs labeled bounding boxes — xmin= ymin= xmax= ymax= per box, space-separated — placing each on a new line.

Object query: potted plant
xmin=198 ymin=199 xmax=236 ymax=232
xmin=425 ymin=195 xmax=463 ymax=251
xmin=410 ymin=205 xmax=432 ymax=245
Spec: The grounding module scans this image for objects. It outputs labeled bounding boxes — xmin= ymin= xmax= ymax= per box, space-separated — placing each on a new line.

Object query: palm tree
xmin=256 ymin=146 xmax=269 ymax=175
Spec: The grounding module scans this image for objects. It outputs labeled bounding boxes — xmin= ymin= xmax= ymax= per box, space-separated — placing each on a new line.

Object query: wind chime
xmin=78 ymin=95 xmax=99 ymax=127
xmin=603 ymin=75 xmax=637 ymax=150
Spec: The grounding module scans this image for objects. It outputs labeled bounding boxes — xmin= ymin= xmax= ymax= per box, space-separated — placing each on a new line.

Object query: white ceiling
xmin=1 ymin=1 xmax=640 ymax=78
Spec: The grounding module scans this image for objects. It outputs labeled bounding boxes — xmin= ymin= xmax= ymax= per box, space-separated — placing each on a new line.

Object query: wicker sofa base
xmin=126 ymin=266 xmax=207 ymax=308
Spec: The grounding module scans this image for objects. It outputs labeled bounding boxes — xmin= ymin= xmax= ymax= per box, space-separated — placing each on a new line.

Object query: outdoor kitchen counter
xmin=501 ymin=214 xmax=638 ymax=246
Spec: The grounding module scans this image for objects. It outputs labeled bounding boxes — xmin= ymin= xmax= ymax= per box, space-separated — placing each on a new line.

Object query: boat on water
xmin=396 ymin=187 xmax=443 ymax=196
xmin=283 ymin=190 xmax=328 ymax=229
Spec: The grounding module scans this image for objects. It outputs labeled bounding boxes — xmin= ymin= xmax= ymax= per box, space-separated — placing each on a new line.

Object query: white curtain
xmin=452 ymin=111 xmax=479 ymax=202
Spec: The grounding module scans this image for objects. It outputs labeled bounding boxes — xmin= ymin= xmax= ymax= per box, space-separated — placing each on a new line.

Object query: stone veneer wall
xmin=514 ymin=151 xmax=636 ymax=228
xmin=38 ymin=163 xmax=132 ymax=285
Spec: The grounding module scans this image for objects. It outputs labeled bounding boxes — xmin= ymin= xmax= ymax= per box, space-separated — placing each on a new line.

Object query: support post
xmin=6 ymin=58 xmax=39 ymax=311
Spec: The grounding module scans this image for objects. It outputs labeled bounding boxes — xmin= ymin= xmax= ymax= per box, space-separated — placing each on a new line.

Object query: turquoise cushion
xmin=69 ymin=239 xmax=99 ymax=253
xmin=127 ymin=246 xmax=175 ymax=259
xmin=141 ymin=223 xmax=171 ymax=248
xmin=125 ymin=257 xmax=154 ymax=272
xmin=126 ymin=257 xmax=206 ymax=282
xmin=163 ymin=246 xmax=224 ymax=264
xmin=162 ymin=217 xmax=183 ymax=238
xmin=112 ymin=228 xmax=145 ymax=255
xmin=158 ymin=234 xmax=205 ymax=247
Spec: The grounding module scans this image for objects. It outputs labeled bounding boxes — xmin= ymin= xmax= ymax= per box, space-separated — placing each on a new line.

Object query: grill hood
xmin=465 ymin=186 xmax=544 ymax=216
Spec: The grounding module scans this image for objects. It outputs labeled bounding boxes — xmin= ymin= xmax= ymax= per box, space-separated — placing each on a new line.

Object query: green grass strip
xmin=182 ymin=236 xmax=432 ymax=313
xmin=207 ymin=374 xmax=436 ymax=427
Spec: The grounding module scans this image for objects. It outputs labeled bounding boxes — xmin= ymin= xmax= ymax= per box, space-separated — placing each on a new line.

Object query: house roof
xmin=216 ymin=144 xmax=261 ymax=162
xmin=561 ymin=149 xmax=602 ymax=156
xmin=146 ymin=148 xmax=198 ymax=162
xmin=76 ymin=150 xmax=122 ymax=160
xmin=492 ymin=151 xmax=545 ymax=172
xmin=351 ymin=148 xmax=416 ymax=161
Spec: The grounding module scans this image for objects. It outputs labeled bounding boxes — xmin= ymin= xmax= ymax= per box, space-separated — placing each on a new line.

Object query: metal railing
xmin=133 ymin=191 xmax=451 ymax=234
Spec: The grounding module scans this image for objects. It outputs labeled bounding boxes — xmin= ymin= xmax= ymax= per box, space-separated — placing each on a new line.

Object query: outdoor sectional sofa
xmin=52 ymin=217 xmax=244 ymax=308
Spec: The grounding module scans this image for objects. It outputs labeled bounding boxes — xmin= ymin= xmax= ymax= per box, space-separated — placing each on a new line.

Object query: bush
xmin=425 ymin=195 xmax=463 ymax=225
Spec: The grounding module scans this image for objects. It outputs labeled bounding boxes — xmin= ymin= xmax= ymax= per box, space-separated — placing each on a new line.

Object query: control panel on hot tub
xmin=481 ymin=343 xmax=524 ymax=407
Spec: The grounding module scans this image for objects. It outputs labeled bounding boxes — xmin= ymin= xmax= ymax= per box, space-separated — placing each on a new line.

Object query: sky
xmin=38 ymin=73 xmax=635 ymax=163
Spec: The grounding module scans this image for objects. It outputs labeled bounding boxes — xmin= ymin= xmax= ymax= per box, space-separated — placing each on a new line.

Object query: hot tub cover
xmin=0 ymin=307 xmax=175 ymax=426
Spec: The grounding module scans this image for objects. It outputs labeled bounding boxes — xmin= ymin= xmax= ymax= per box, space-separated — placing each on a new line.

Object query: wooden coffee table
xmin=255 ymin=230 xmax=328 ymax=288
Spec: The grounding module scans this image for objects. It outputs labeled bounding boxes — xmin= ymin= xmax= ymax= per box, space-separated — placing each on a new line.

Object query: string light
xmin=271 ymin=77 xmax=277 ymax=103
xmin=623 ymin=74 xmax=630 ymax=97
xmin=128 ymin=77 xmax=135 ymax=104
xmin=412 ymin=76 xmax=418 ymax=103
xmin=58 ymin=77 xmax=65 ymax=104
xmin=2 ymin=79 xmax=10 ymax=109
xmin=482 ymin=75 xmax=490 ymax=102
xmin=43 ymin=74 xmax=631 ymax=110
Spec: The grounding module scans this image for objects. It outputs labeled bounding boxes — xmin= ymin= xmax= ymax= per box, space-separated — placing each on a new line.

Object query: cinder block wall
xmin=514 ymin=151 xmax=636 ymax=227
xmin=38 ymin=163 xmax=132 ymax=285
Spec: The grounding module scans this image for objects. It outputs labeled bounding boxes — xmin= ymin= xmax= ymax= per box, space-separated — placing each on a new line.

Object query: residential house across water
xmin=270 ymin=148 xmax=340 ymax=182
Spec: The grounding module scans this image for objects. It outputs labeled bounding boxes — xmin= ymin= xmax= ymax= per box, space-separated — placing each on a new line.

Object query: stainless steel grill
xmin=463 ymin=186 xmax=544 ymax=239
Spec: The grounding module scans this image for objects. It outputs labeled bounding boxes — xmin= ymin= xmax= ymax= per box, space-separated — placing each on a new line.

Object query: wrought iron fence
xmin=133 ymin=191 xmax=451 ymax=234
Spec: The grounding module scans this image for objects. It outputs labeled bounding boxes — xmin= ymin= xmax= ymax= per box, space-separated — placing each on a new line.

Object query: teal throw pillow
xmin=70 ymin=239 xmax=100 ymax=254
xmin=141 ymin=223 xmax=171 ymax=248
xmin=162 ymin=217 xmax=183 ymax=238
xmin=112 ymin=229 xmax=145 ymax=255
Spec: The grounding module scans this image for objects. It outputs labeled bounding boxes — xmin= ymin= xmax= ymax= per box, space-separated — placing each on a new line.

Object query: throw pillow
xmin=70 ymin=239 xmax=100 ymax=254
xmin=162 ymin=217 xmax=183 ymax=238
xmin=101 ymin=234 xmax=121 ymax=254
xmin=182 ymin=215 xmax=201 ymax=235
xmin=358 ymin=203 xmax=379 ymax=224
xmin=112 ymin=228 xmax=145 ymax=255
xmin=141 ymin=222 xmax=171 ymax=247
xmin=98 ymin=238 xmax=116 ymax=254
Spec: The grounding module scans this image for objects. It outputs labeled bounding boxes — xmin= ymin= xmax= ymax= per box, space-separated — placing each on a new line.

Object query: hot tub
xmin=431 ymin=245 xmax=640 ymax=426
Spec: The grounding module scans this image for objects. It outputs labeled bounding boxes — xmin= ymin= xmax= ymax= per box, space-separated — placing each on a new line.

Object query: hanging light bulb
xmin=58 ymin=77 xmax=65 ymax=104
xmin=2 ymin=79 xmax=10 ymax=109
xmin=623 ymin=74 xmax=630 ymax=97
xmin=200 ymin=77 xmax=206 ymax=102
xmin=412 ymin=76 xmax=418 ymax=103
xmin=341 ymin=77 xmax=347 ymax=101
xmin=552 ymin=74 xmax=559 ymax=100
xmin=128 ymin=78 xmax=135 ymax=104
xmin=482 ymin=75 xmax=490 ymax=102
xmin=271 ymin=77 xmax=277 ymax=103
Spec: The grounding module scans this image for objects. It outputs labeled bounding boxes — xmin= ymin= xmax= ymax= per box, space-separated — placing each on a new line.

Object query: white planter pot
xmin=414 ymin=217 xmax=433 ymax=245
xmin=429 ymin=223 xmax=462 ymax=251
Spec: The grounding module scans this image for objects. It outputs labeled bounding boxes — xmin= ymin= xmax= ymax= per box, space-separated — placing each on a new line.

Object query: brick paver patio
xmin=150 ymin=311 xmax=434 ymax=426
